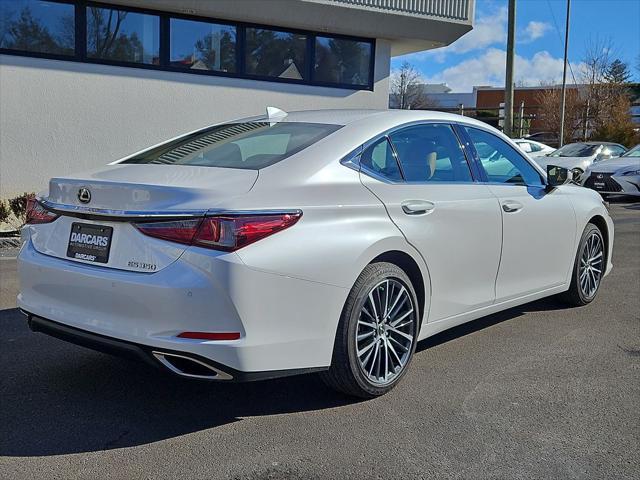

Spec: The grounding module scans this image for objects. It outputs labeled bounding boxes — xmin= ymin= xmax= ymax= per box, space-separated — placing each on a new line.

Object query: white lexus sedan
xmin=535 ymin=141 xmax=627 ymax=178
xmin=582 ymin=144 xmax=640 ymax=197
xmin=513 ymin=138 xmax=555 ymax=158
xmin=18 ymin=109 xmax=614 ymax=398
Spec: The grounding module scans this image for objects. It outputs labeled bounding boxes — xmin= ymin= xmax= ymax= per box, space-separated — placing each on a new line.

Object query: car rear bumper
xmin=22 ymin=312 xmax=326 ymax=381
xmin=17 ymin=239 xmax=347 ymax=375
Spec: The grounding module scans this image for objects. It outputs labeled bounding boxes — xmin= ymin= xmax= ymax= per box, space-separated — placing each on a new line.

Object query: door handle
xmin=401 ymin=200 xmax=435 ymax=215
xmin=502 ymin=200 xmax=523 ymax=213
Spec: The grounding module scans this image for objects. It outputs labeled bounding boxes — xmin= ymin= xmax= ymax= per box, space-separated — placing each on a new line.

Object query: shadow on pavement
xmin=416 ymin=296 xmax=570 ymax=352
xmin=0 ymin=296 xmax=568 ymax=457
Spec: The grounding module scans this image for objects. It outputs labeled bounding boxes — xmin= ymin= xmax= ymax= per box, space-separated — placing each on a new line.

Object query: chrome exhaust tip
xmin=152 ymin=351 xmax=233 ymax=380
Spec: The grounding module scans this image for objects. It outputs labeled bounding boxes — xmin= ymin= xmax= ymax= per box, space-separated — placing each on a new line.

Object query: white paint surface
xmin=0 ymin=40 xmax=390 ymax=196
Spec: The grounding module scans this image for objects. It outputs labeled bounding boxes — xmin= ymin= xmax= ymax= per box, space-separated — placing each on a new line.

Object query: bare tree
xmin=580 ymin=38 xmax=638 ymax=145
xmin=536 ymin=86 xmax=584 ymax=144
xmin=390 ymin=61 xmax=425 ymax=109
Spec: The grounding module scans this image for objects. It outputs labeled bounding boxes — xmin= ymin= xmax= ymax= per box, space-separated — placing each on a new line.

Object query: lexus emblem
xmin=77 ymin=187 xmax=91 ymax=204
xmin=596 ymin=174 xmax=604 ymax=179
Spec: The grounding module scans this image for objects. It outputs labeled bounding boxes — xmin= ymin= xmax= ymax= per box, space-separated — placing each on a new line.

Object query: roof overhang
xmin=102 ymin=0 xmax=474 ymax=56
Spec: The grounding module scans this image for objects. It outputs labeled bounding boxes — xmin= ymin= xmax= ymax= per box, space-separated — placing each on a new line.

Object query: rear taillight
xmin=134 ymin=219 xmax=201 ymax=245
xmin=134 ymin=212 xmax=301 ymax=252
xmin=26 ymin=198 xmax=59 ymax=224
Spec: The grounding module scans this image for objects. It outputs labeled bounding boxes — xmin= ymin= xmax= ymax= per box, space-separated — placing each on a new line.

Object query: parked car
xmin=582 ymin=144 xmax=640 ymax=197
xmin=525 ymin=131 xmax=559 ymax=148
xmin=18 ymin=109 xmax=614 ymax=398
xmin=535 ymin=142 xmax=627 ymax=178
xmin=514 ymin=138 xmax=555 ymax=158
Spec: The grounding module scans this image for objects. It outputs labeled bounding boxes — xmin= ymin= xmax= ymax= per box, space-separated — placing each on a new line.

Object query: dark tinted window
xmin=123 ymin=122 xmax=340 ymax=169
xmin=465 ymin=127 xmax=543 ymax=186
xmin=0 ymin=0 xmax=74 ymax=55
xmin=389 ymin=124 xmax=472 ymax=183
xmin=360 ymin=137 xmax=402 ymax=181
xmin=314 ymin=36 xmax=371 ymax=86
xmin=169 ymin=18 xmax=235 ymax=72
xmin=87 ymin=7 xmax=159 ymax=64
xmin=245 ymin=28 xmax=306 ymax=80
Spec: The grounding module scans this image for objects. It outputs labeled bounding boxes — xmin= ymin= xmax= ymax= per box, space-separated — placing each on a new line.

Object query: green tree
xmin=315 ymin=38 xmax=368 ymax=84
xmin=1 ymin=7 xmax=72 ymax=55
xmin=246 ymin=29 xmax=305 ymax=78
xmin=194 ymin=30 xmax=236 ymax=72
xmin=604 ymin=59 xmax=631 ymax=84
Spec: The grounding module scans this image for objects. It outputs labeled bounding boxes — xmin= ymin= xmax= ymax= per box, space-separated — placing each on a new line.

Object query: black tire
xmin=562 ymin=223 xmax=605 ymax=306
xmin=320 ymin=262 xmax=420 ymax=398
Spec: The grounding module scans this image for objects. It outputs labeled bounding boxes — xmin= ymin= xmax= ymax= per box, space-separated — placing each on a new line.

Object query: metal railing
xmin=311 ymin=0 xmax=472 ymax=20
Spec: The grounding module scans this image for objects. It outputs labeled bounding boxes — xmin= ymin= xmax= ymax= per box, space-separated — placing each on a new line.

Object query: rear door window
xmin=360 ymin=137 xmax=403 ymax=181
xmin=123 ymin=122 xmax=341 ymax=169
xmin=389 ymin=124 xmax=473 ymax=183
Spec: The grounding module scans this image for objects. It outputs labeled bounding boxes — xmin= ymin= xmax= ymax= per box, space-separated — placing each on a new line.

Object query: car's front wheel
xmin=320 ymin=262 xmax=419 ymax=398
xmin=563 ymin=223 xmax=605 ymax=306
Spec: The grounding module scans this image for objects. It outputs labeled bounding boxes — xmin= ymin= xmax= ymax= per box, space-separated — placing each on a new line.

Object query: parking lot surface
xmin=1 ymin=201 xmax=638 ymax=480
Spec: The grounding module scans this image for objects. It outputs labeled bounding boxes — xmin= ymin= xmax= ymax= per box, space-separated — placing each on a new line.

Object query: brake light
xmin=26 ymin=198 xmax=59 ymax=224
xmin=134 ymin=212 xmax=301 ymax=251
xmin=134 ymin=219 xmax=201 ymax=245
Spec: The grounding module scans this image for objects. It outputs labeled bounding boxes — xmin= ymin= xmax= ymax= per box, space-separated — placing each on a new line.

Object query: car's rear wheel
xmin=320 ymin=262 xmax=419 ymax=398
xmin=563 ymin=223 xmax=605 ymax=306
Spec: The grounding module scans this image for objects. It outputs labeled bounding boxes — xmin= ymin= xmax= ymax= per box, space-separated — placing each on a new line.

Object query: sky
xmin=391 ymin=0 xmax=640 ymax=92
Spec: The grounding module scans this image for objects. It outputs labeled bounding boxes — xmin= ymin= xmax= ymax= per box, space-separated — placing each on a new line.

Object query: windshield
xmin=123 ymin=122 xmax=341 ymax=169
xmin=549 ymin=143 xmax=600 ymax=158
xmin=622 ymin=145 xmax=640 ymax=157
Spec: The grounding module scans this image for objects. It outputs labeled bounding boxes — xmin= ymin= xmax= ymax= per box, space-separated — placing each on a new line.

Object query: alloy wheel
xmin=579 ymin=231 xmax=604 ymax=298
xmin=355 ymin=279 xmax=416 ymax=386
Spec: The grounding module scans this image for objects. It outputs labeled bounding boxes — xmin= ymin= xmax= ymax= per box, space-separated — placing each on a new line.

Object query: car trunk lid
xmin=30 ymin=164 xmax=258 ymax=272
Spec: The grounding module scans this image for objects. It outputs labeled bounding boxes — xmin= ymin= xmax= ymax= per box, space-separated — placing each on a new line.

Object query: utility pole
xmin=504 ymin=0 xmax=516 ymax=137
xmin=519 ymin=101 xmax=525 ymax=138
xmin=559 ymin=0 xmax=571 ymax=147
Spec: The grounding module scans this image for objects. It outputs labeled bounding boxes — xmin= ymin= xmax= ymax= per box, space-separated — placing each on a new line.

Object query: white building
xmin=0 ymin=0 xmax=474 ymax=195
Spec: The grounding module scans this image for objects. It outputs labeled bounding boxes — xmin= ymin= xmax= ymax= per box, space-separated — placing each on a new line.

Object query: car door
xmin=359 ymin=123 xmax=502 ymax=322
xmin=462 ymin=126 xmax=577 ymax=301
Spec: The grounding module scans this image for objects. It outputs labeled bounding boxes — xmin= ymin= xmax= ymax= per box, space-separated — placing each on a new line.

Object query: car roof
xmin=253 ymin=108 xmax=491 ymax=129
xmin=581 ymin=141 xmax=624 ymax=146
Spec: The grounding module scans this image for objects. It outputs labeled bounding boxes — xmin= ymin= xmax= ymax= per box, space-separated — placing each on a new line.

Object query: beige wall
xmin=0 ymin=40 xmax=390 ymax=197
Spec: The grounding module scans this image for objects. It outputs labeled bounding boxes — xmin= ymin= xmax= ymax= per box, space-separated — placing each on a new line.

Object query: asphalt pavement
xmin=1 ymin=200 xmax=638 ymax=480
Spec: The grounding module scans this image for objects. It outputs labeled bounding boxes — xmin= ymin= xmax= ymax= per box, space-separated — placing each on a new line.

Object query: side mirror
xmin=546 ymin=165 xmax=571 ymax=191
xmin=595 ymin=152 xmax=610 ymax=162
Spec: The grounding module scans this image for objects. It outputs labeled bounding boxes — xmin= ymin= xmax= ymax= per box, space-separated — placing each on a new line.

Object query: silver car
xmin=536 ymin=142 xmax=627 ymax=177
xmin=582 ymin=144 xmax=640 ymax=197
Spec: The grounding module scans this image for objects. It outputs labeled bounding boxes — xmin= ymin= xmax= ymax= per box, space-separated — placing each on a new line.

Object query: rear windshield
xmin=123 ymin=122 xmax=341 ymax=169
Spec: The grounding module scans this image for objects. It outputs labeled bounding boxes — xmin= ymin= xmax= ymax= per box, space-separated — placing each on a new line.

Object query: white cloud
xmin=422 ymin=49 xmax=583 ymax=92
xmin=448 ymin=6 xmax=508 ymax=54
xmin=520 ymin=21 xmax=551 ymax=43
xmin=400 ymin=6 xmax=507 ymax=63
xmin=398 ymin=8 xmax=551 ymax=65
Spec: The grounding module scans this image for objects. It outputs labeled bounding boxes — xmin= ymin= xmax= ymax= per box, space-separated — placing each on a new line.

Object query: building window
xmin=86 ymin=6 xmax=159 ymax=65
xmin=0 ymin=2 xmax=374 ymax=90
xmin=169 ymin=18 xmax=236 ymax=72
xmin=245 ymin=28 xmax=307 ymax=80
xmin=314 ymin=36 xmax=371 ymax=86
xmin=0 ymin=0 xmax=75 ymax=56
